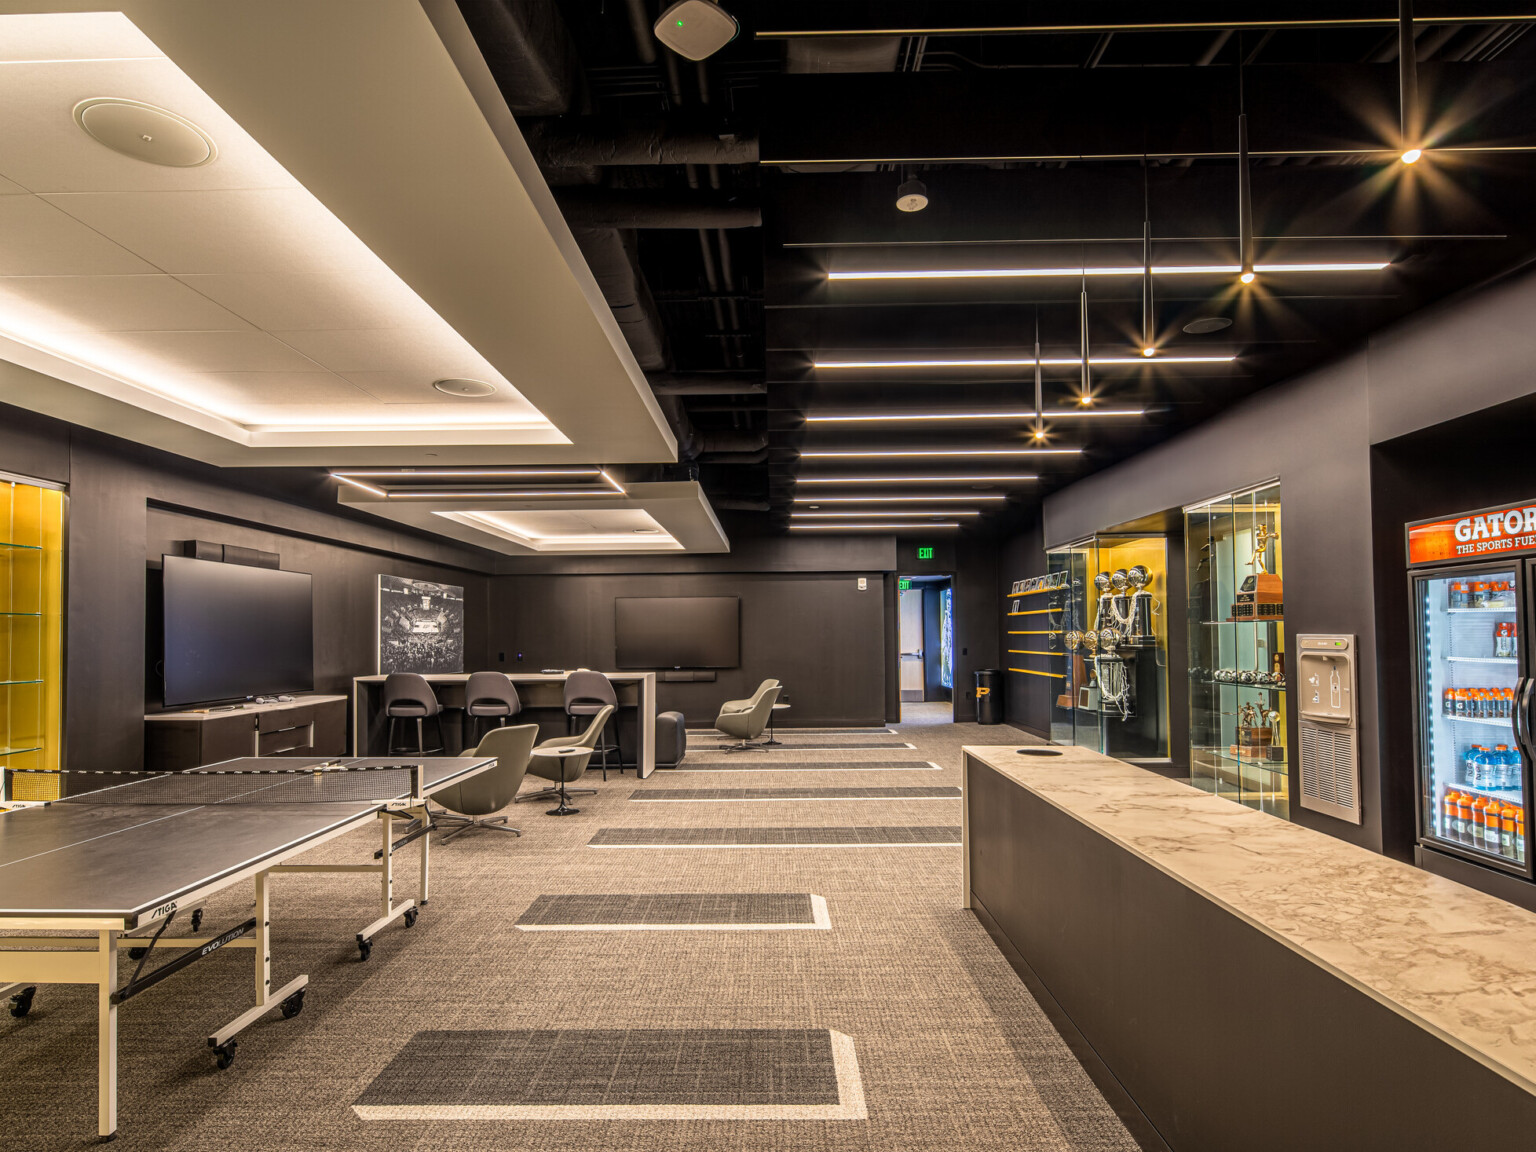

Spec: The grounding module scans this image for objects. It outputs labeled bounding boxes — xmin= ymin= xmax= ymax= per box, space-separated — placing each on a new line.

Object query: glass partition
xmin=1184 ymin=482 xmax=1288 ymax=816
xmin=1045 ymin=534 xmax=1171 ymax=761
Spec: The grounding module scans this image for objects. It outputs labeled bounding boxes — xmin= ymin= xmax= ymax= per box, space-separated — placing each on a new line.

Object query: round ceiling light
xmin=1182 ymin=316 xmax=1233 ymax=335
xmin=74 ymin=99 xmax=216 ymax=167
xmin=432 ymin=378 xmax=497 ymax=397
xmin=895 ymin=177 xmax=929 ymax=213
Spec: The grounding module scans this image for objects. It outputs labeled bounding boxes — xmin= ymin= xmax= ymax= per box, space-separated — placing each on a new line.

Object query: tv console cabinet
xmin=144 ymin=695 xmax=348 ymax=771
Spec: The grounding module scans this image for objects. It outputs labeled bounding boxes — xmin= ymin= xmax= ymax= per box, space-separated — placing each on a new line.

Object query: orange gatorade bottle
xmin=1443 ymin=790 xmax=1459 ymax=839
xmin=1500 ymin=803 xmax=1519 ymax=860
xmin=1518 ymin=807 xmax=1527 ymax=865
xmin=1471 ymin=796 xmax=1491 ymax=850
xmin=1456 ymin=791 xmax=1475 ymax=845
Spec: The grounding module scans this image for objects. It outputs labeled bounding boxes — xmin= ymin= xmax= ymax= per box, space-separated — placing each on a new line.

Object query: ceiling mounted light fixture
xmin=796 ymin=474 xmax=1038 ymax=484
xmin=1183 ymin=316 xmax=1233 ymax=334
xmin=792 ymin=510 xmax=981 ymax=518
xmin=654 ymin=0 xmax=739 ymax=60
xmin=826 ymin=263 xmax=1387 ymax=281
xmin=896 ymin=176 xmax=929 ymax=213
xmin=805 ymin=408 xmax=1144 ymax=422
xmin=74 ymin=97 xmax=216 ymax=167
xmin=812 ymin=354 xmax=1235 ymax=369
xmin=800 ymin=448 xmax=1078 ymax=458
xmin=790 ymin=525 xmax=961 ymax=533
xmin=792 ymin=494 xmax=1008 ymax=503
xmin=432 ymin=378 xmax=497 ymax=397
xmin=1237 ymin=109 xmax=1256 ymax=285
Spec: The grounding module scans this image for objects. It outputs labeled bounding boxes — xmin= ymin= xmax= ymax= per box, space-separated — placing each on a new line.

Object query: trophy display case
xmin=1046 ymin=534 xmax=1171 ymax=761
xmin=1184 ymin=482 xmax=1289 ymax=817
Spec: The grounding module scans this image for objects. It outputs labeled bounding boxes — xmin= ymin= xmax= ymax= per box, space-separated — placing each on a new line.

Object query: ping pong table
xmin=0 ymin=754 xmax=495 ymax=1139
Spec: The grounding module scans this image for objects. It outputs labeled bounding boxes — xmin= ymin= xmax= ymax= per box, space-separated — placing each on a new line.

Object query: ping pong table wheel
xmin=8 ymin=986 xmax=35 ymax=1018
xmin=280 ymin=990 xmax=305 ymax=1019
xmin=403 ymin=907 xmax=419 ymax=929
xmin=357 ymin=938 xmax=373 ymax=962
xmin=190 ymin=909 xmax=204 ymax=932
xmin=128 ymin=947 xmax=148 ymax=960
xmin=213 ymin=1041 xmax=237 ymax=1070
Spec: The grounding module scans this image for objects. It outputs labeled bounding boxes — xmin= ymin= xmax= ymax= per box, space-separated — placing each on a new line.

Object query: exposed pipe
xmin=1196 ymin=29 xmax=1233 ymax=66
xmin=552 ymin=188 xmax=760 ymax=228
xmin=647 ymin=374 xmax=765 ymax=396
xmin=455 ymin=0 xmax=580 ymax=115
xmin=568 ymin=227 xmax=668 ymax=370
xmin=522 ymin=118 xmax=759 ymax=167
xmin=623 ymin=0 xmax=656 ymax=64
xmin=1400 ymin=0 xmax=1420 ymax=145
xmin=1086 ymin=33 xmax=1113 ymax=68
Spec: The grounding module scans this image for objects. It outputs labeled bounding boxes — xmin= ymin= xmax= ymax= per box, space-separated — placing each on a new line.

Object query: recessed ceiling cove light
xmin=73 ymin=98 xmax=216 ymax=167
xmin=1182 ymin=317 xmax=1233 ymax=335
xmin=432 ymin=378 xmax=498 ymax=397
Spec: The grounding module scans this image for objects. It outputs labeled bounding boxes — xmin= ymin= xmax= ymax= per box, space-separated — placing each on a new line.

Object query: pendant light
xmin=1033 ymin=311 xmax=1045 ymax=439
xmin=1399 ymin=0 xmax=1422 ymax=162
xmin=1079 ymin=274 xmax=1093 ymax=404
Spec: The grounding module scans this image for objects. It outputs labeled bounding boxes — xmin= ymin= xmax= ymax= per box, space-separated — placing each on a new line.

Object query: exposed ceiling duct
xmin=785 ymin=37 xmax=902 ymax=72
xmin=653 ymin=395 xmax=769 ymax=461
xmin=523 ymin=117 xmax=759 ymax=166
xmin=455 ymin=0 xmax=582 ymax=115
xmin=567 ymin=227 xmax=668 ymax=371
xmin=553 ymin=188 xmax=761 ymax=228
xmin=647 ymin=373 xmax=766 ymax=395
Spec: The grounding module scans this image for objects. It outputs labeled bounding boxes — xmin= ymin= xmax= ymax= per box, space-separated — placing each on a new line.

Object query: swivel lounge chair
xmin=429 ymin=724 xmax=539 ymax=843
xmin=715 ymin=686 xmax=780 ymax=753
xmin=563 ymin=670 xmax=621 ymax=779
xmin=463 ymin=671 xmax=522 ymax=748
xmin=517 ymin=704 xmax=614 ymax=811
xmin=718 ymin=678 xmax=779 ymax=716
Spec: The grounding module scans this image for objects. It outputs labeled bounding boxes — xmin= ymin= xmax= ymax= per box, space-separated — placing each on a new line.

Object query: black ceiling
xmin=460 ymin=0 xmax=1536 ymax=538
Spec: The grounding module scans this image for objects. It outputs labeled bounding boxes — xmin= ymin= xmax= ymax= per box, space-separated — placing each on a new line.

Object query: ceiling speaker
xmin=654 ymin=0 xmax=739 ymax=61
xmin=74 ymin=98 xmax=216 ymax=167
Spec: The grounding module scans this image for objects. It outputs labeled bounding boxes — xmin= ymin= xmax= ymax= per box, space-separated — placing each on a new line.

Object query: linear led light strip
xmin=332 ymin=469 xmax=625 ymax=498
xmin=827 ymin=263 xmax=1389 ymax=281
xmin=797 ymin=474 xmax=1037 ymax=484
xmin=794 ymin=494 xmax=1008 ymax=503
xmin=792 ymin=510 xmax=981 ymax=518
xmin=813 ymin=355 xmax=1234 ymax=369
xmin=800 ymin=449 xmax=1078 ymax=458
xmin=806 ymin=408 xmax=1143 ymax=423
xmin=791 ymin=524 xmax=963 ymax=532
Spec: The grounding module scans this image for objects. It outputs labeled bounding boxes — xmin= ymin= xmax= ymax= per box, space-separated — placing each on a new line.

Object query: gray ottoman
xmin=655 ymin=711 xmax=687 ymax=769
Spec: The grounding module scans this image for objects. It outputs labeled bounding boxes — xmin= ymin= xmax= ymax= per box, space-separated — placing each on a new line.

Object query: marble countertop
xmin=963 ymin=743 xmax=1536 ymax=1097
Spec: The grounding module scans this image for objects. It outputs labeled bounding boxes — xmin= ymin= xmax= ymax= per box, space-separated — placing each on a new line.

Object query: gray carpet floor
xmin=0 ymin=716 xmax=1138 ymax=1151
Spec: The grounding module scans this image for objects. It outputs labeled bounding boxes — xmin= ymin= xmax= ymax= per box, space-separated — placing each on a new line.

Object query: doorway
xmin=898 ymin=575 xmax=954 ymax=722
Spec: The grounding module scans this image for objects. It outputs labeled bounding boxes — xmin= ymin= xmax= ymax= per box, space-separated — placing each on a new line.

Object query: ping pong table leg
xmin=418 ymin=805 xmax=430 ymax=906
xmin=97 ymin=929 xmax=118 ymax=1140
xmin=254 ymin=872 xmax=271 ymax=1007
xmin=379 ymin=815 xmax=393 ymax=921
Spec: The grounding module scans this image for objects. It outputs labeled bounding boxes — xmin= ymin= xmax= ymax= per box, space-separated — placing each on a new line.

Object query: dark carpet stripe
xmin=588 ymin=826 xmax=963 ymax=846
xmin=630 ymin=786 xmax=962 ymax=801
xmin=516 ymin=893 xmax=816 ymax=926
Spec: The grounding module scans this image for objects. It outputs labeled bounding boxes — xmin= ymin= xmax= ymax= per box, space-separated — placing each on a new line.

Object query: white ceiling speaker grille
xmin=432 ymin=378 xmax=497 ymax=397
xmin=1300 ymin=720 xmax=1361 ymax=824
xmin=73 ymin=98 xmax=217 ymax=168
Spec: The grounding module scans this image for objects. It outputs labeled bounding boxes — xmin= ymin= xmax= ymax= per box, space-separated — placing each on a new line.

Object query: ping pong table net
xmin=7 ymin=763 xmax=430 ymax=806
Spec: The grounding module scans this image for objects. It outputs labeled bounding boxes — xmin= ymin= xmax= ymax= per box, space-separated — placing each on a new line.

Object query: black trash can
xmin=974 ymin=669 xmax=1004 ymax=725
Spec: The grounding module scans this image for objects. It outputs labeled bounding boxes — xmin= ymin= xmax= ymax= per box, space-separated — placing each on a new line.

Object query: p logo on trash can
xmin=976 ymin=686 xmax=990 ymax=696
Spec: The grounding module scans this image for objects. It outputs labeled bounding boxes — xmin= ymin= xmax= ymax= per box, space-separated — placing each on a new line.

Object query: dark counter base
xmin=966 ymin=755 xmax=1536 ymax=1152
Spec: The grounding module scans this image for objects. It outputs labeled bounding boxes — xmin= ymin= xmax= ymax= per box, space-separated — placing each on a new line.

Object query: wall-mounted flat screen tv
xmin=162 ymin=555 xmax=314 ymax=707
xmin=614 ymin=595 xmax=740 ymax=669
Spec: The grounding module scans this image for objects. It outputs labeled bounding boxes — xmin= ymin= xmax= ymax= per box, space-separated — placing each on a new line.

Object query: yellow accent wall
xmin=1 ymin=479 xmax=64 ymax=803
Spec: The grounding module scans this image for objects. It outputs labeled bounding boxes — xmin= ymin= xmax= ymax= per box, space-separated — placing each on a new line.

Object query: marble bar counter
xmin=962 ymin=742 xmax=1536 ymax=1152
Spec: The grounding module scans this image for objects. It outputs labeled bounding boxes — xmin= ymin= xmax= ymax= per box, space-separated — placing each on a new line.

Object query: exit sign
xmin=917 ymin=546 xmax=935 ymax=560
xmin=899 ymin=578 xmax=912 ymax=590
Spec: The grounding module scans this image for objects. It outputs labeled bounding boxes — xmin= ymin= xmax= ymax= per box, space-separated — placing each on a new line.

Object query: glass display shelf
xmin=1446 ymin=656 xmax=1517 ymax=664
xmin=0 ymin=611 xmax=42 ymax=617
xmin=0 ymin=541 xmax=41 ymax=551
xmin=0 ymin=745 xmax=43 ymax=757
xmin=1446 ymin=607 xmax=1517 ymax=614
xmin=1186 ymin=480 xmax=1288 ymax=817
xmin=0 ymin=679 xmax=43 ymax=686
xmin=1447 ymin=715 xmax=1515 ymax=729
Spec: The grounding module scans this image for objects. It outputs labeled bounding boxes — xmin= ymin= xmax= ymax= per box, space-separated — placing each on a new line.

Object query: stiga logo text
xmin=151 ymin=901 xmax=178 ymax=921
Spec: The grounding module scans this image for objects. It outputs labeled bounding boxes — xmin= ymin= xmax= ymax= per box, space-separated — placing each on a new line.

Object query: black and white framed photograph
xmin=376 ymin=576 xmax=464 ymax=674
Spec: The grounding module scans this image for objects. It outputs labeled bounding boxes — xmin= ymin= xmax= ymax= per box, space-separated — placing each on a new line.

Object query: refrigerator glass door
xmin=1417 ymin=566 xmax=1526 ymax=870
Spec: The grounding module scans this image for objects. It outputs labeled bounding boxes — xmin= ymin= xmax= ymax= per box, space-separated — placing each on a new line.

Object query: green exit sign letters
xmin=898 ymin=578 xmax=912 ymax=590
xmin=917 ymin=546 xmax=935 ymax=560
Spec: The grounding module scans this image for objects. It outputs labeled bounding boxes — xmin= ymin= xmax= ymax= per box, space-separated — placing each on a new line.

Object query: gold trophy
xmin=1063 ymin=630 xmax=1082 ymax=652
xmin=1250 ymin=524 xmax=1278 ymax=574
xmin=1082 ymin=630 xmax=1099 ymax=655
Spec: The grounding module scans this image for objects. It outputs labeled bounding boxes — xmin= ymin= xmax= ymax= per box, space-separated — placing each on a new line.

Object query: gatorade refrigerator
xmin=1408 ymin=500 xmax=1536 ymax=877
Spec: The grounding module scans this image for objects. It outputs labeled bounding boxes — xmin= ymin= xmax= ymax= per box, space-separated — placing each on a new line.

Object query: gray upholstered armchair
xmin=430 ymin=723 xmax=539 ymax=842
xmin=719 ymin=679 xmax=779 ymax=716
xmin=715 ymin=685 xmax=780 ymax=753
xmin=517 ymin=705 xmax=614 ymax=804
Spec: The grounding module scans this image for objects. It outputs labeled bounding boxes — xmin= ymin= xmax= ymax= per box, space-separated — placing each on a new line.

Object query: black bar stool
xmin=563 ymin=670 xmax=620 ymax=779
xmin=381 ymin=672 xmax=445 ymax=755
xmin=463 ymin=671 xmax=522 ymax=748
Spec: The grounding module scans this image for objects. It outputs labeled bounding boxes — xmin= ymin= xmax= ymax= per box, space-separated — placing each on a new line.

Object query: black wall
xmin=999 ymin=519 xmax=1052 ymax=739
xmin=1000 ymin=262 xmax=1536 ymax=861
xmin=0 ymin=406 xmax=495 ymax=781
